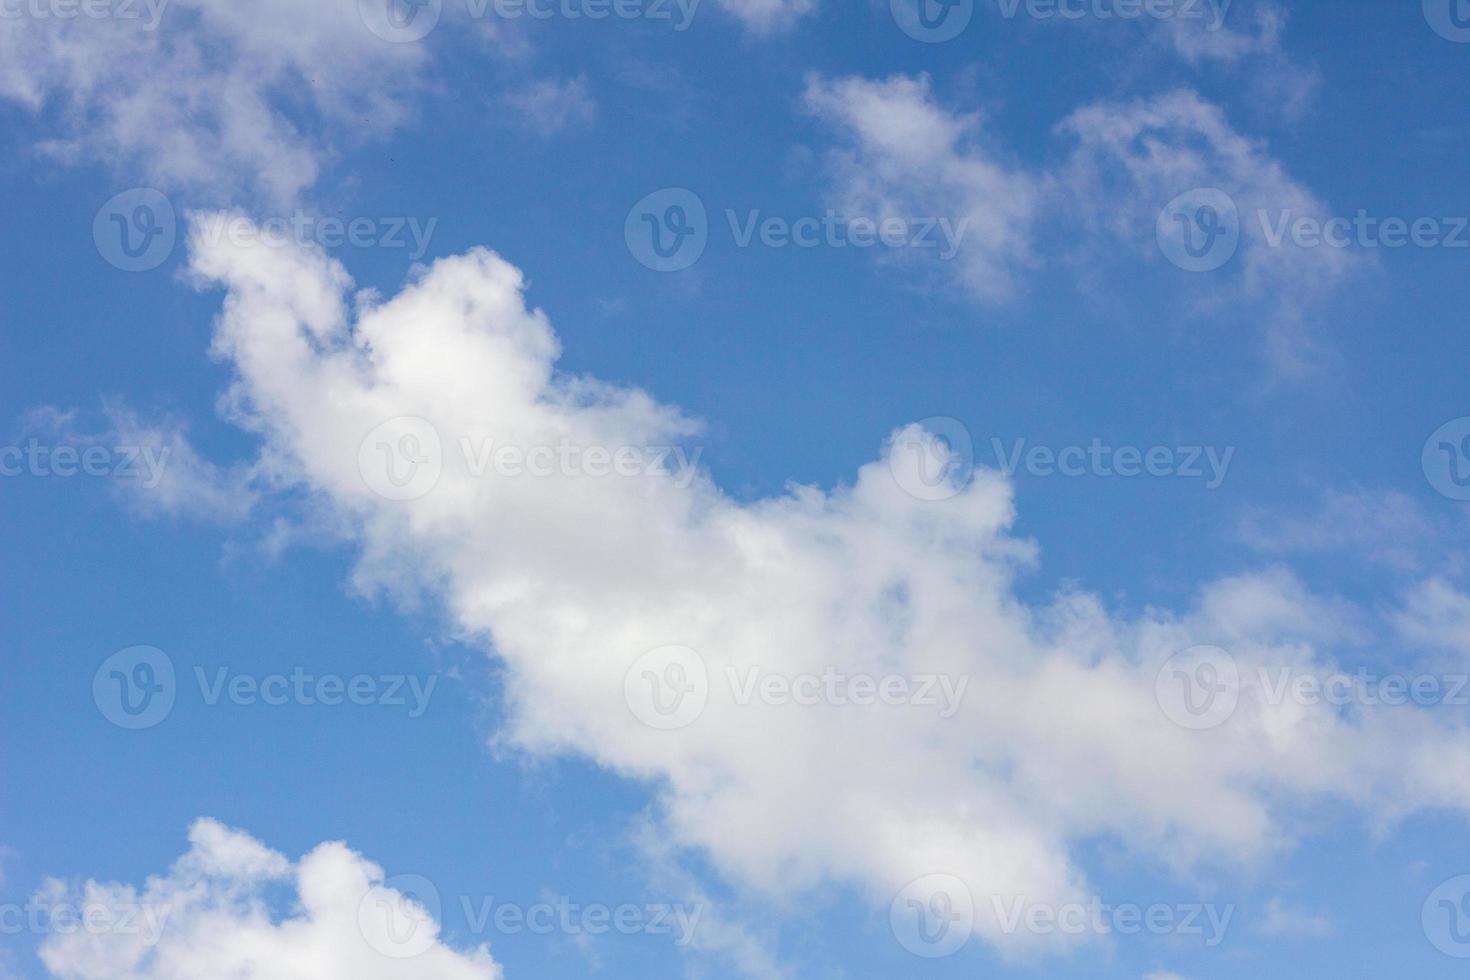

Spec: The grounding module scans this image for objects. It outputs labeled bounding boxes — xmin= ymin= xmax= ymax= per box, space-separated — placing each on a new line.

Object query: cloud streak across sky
xmin=168 ymin=214 xmax=1470 ymax=958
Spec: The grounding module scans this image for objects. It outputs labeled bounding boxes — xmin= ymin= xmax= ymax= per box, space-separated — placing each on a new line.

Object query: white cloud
xmin=803 ymin=74 xmax=1359 ymax=373
xmin=803 ymin=72 xmax=1041 ymax=302
xmin=178 ymin=219 xmax=1470 ymax=957
xmin=1058 ymin=87 xmax=1360 ymax=374
xmin=0 ymin=0 xmax=429 ymax=207
xmin=26 ymin=403 xmax=258 ymax=522
xmin=0 ymin=0 xmax=812 ymax=208
xmin=501 ymin=76 xmax=596 ymax=136
xmin=716 ymin=0 xmax=815 ymax=32
xmin=36 ymin=819 xmax=502 ymax=980
xmin=1160 ymin=1 xmax=1284 ymax=63
xmin=1238 ymin=489 xmax=1442 ymax=572
xmin=1156 ymin=2 xmax=1320 ymax=119
xmin=1256 ymin=896 xmax=1332 ymax=937
xmin=1396 ymin=579 xmax=1470 ymax=663
xmin=1143 ymin=972 xmax=1189 ymax=980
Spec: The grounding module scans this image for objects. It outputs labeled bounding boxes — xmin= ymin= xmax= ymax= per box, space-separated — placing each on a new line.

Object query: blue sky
xmin=3 ymin=1 xmax=1470 ymax=978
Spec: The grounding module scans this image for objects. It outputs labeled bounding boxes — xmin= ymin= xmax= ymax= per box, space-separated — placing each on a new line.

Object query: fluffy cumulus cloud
xmin=806 ymin=72 xmax=1357 ymax=373
xmin=176 ymin=218 xmax=1470 ymax=956
xmin=35 ymin=819 xmax=501 ymax=980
